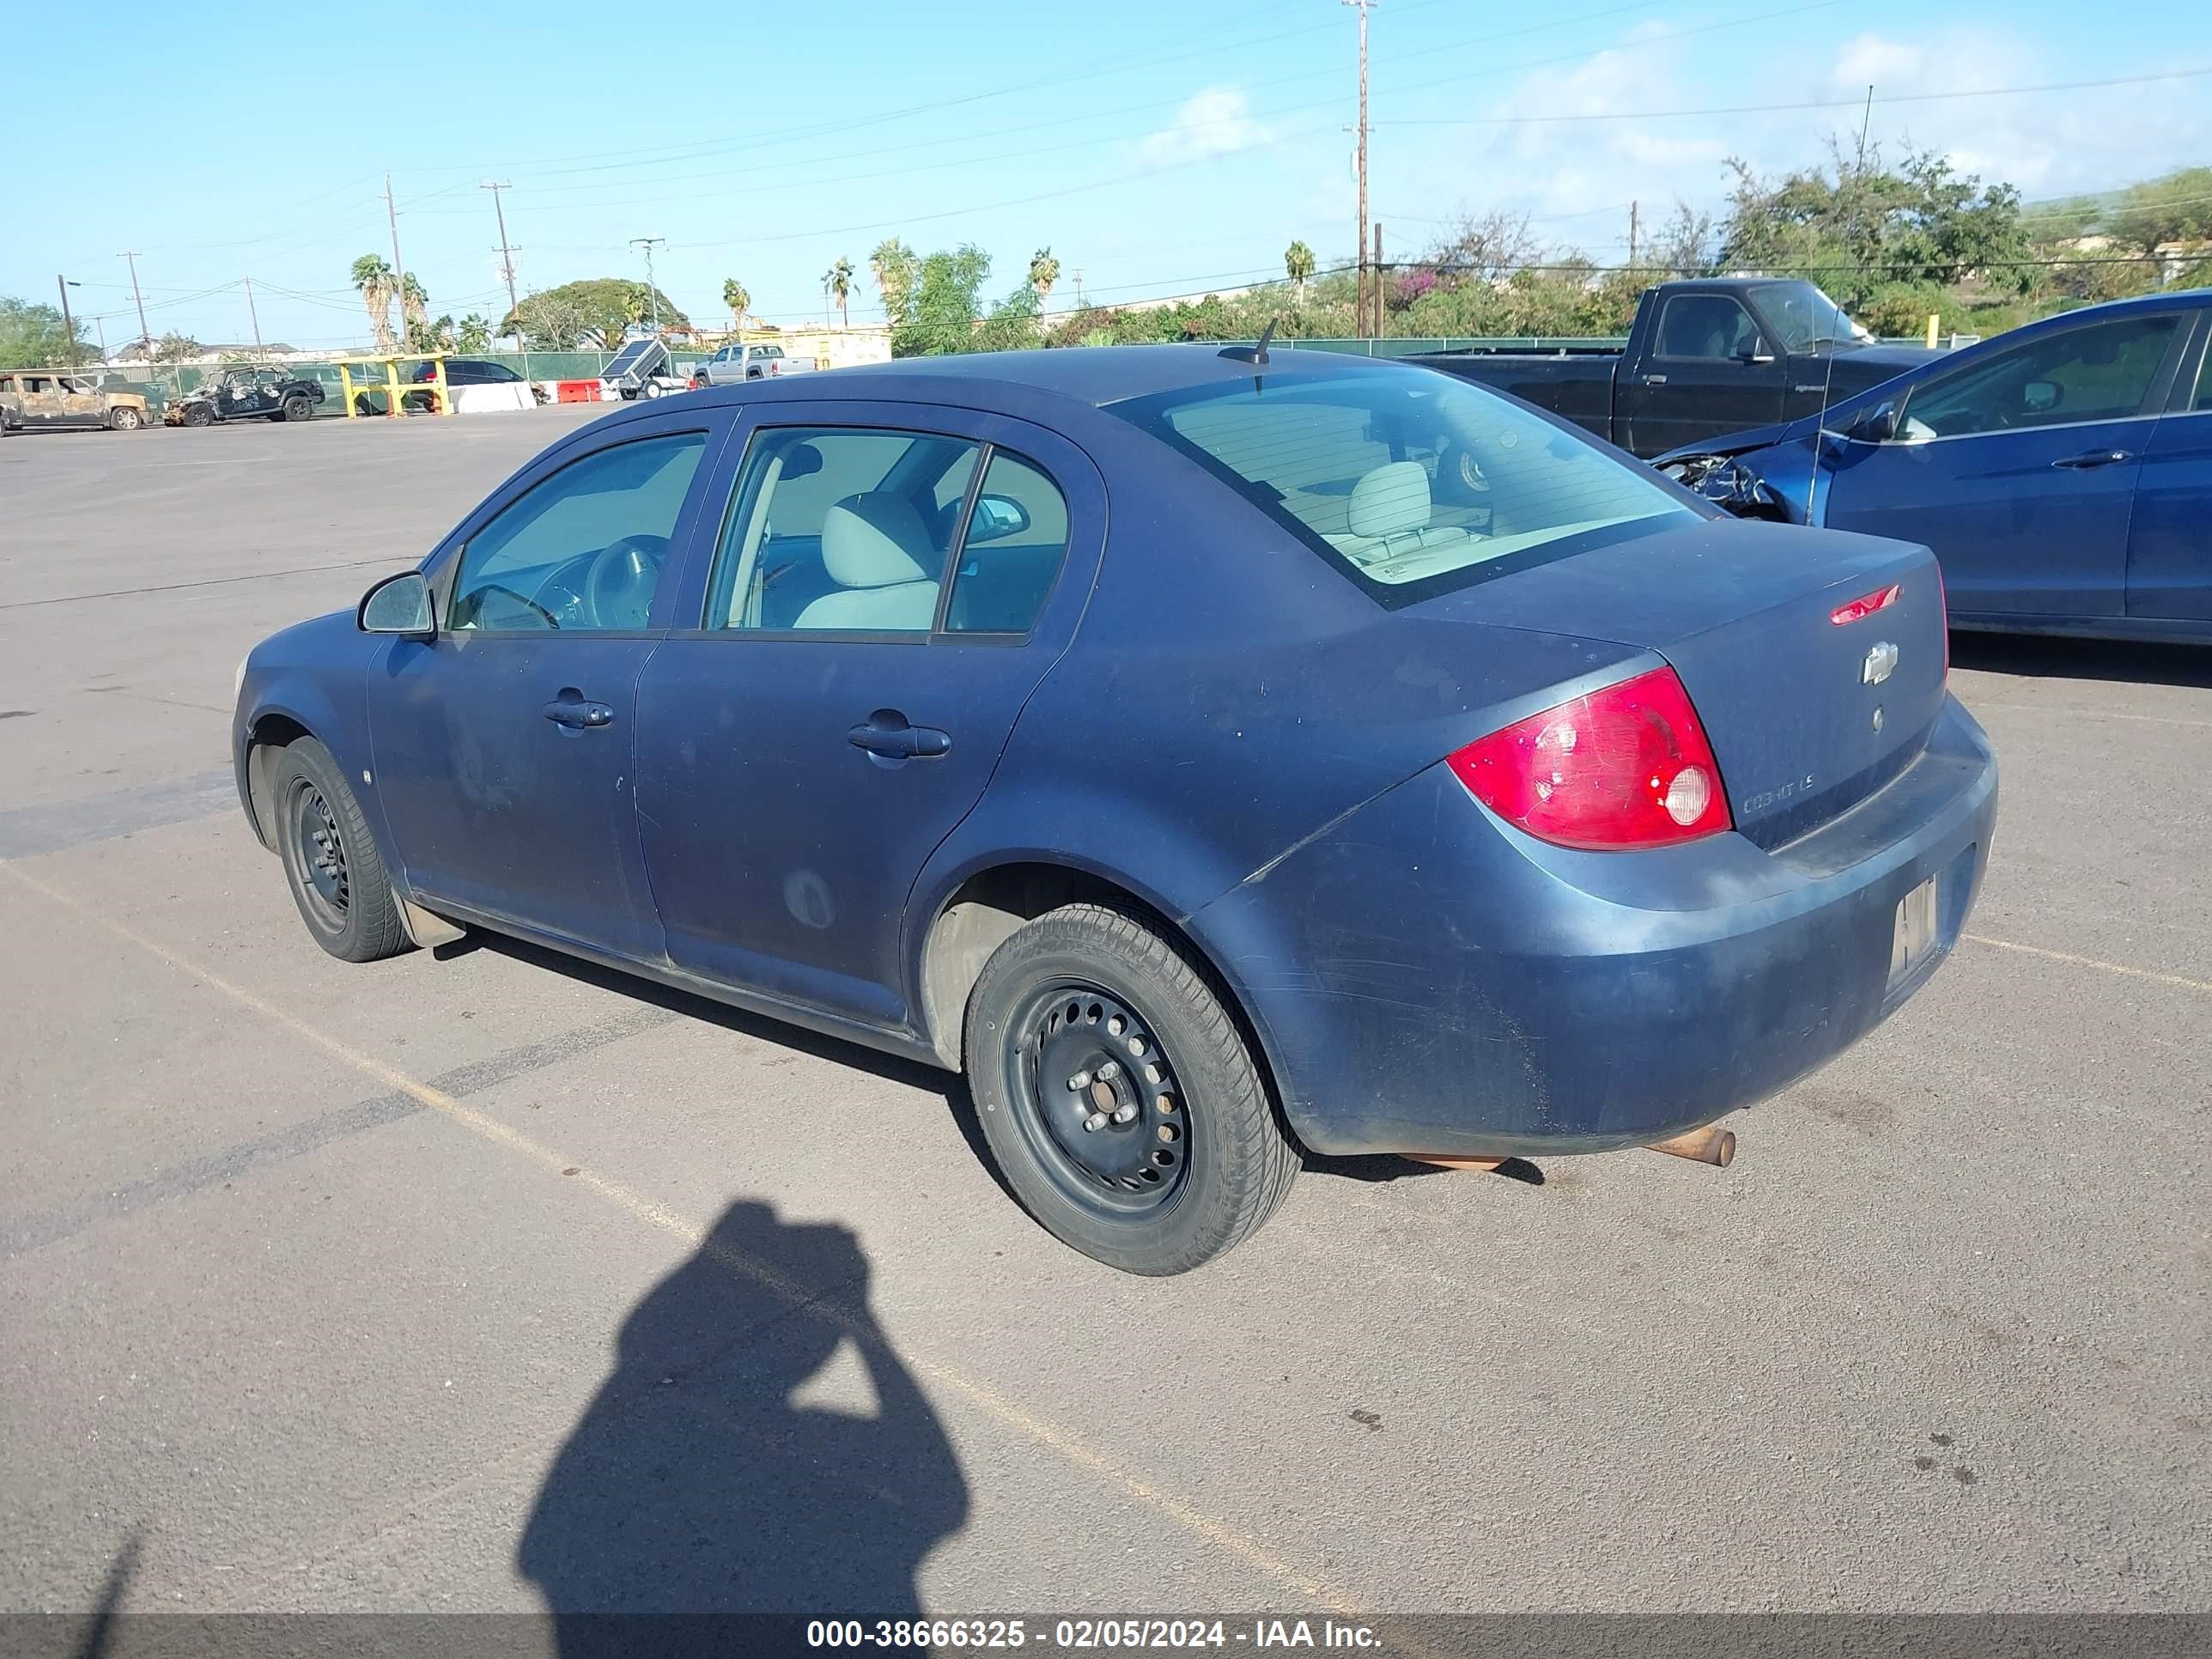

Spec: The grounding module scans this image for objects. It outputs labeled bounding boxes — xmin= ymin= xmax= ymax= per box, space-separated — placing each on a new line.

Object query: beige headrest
xmin=1347 ymin=461 xmax=1431 ymax=539
xmin=822 ymin=492 xmax=936 ymax=588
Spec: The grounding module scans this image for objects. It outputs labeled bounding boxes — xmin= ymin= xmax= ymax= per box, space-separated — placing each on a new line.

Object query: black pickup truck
xmin=1414 ymin=277 xmax=1940 ymax=459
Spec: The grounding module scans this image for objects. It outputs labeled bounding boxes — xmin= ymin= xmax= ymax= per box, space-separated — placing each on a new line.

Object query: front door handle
xmin=848 ymin=709 xmax=951 ymax=759
xmin=2051 ymin=448 xmax=2132 ymax=469
xmin=1641 ymin=374 xmax=1668 ymax=386
xmin=543 ymin=696 xmax=614 ymax=729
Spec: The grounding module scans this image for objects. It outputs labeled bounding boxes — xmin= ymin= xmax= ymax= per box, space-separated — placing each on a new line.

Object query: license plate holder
xmin=1888 ymin=876 xmax=1939 ymax=985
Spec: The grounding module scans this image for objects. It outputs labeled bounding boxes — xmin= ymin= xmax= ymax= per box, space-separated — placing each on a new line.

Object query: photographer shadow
xmin=520 ymin=1200 xmax=968 ymax=1651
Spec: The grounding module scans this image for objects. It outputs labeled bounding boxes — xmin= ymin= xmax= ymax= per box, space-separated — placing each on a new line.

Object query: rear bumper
xmin=1192 ymin=696 xmax=1997 ymax=1157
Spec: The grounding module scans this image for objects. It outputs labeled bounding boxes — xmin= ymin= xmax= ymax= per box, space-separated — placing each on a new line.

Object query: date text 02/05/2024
xmin=804 ymin=1618 xmax=1385 ymax=1650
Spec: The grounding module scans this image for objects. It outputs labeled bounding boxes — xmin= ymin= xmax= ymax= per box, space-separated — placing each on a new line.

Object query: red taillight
xmin=1447 ymin=666 xmax=1732 ymax=850
xmin=1829 ymin=582 xmax=1900 ymax=625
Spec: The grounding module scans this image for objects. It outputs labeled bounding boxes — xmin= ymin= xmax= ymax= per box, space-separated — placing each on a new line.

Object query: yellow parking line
xmin=0 ymin=860 xmax=1352 ymax=1614
xmin=1964 ymin=931 xmax=2212 ymax=996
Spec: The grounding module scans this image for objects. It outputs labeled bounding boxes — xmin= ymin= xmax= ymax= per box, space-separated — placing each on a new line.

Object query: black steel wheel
xmin=268 ymin=737 xmax=408 ymax=963
xmin=282 ymin=393 xmax=314 ymax=422
xmin=1010 ymin=983 xmax=1192 ymax=1216
xmin=965 ymin=903 xmax=1299 ymax=1275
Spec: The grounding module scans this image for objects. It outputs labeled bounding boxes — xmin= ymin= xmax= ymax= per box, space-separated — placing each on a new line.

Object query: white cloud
xmin=1139 ymin=87 xmax=1273 ymax=167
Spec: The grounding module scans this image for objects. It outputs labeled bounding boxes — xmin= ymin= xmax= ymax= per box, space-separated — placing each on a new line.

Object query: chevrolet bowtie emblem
xmin=1863 ymin=641 xmax=1899 ymax=685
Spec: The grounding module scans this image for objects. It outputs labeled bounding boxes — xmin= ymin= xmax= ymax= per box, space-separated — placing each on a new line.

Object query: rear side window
xmin=1903 ymin=313 xmax=2181 ymax=438
xmin=707 ymin=427 xmax=980 ymax=632
xmin=946 ymin=450 xmax=1069 ymax=634
xmin=1109 ymin=368 xmax=1694 ymax=606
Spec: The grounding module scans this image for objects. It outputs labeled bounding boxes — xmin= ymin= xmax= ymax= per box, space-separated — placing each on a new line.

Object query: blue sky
xmin=9 ymin=0 xmax=2208 ymax=350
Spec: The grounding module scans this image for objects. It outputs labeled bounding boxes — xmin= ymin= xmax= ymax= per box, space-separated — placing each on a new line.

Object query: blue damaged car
xmin=1658 ymin=290 xmax=2212 ymax=642
xmin=233 ymin=344 xmax=1997 ymax=1274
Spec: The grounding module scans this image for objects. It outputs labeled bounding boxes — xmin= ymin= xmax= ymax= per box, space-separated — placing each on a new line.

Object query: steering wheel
xmin=582 ymin=534 xmax=669 ymax=629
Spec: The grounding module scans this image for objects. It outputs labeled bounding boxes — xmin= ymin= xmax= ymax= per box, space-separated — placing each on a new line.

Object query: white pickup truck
xmin=696 ymin=342 xmax=817 ymax=386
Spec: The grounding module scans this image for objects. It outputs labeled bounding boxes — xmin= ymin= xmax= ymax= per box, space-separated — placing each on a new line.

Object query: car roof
xmin=709 ymin=343 xmax=1403 ymax=410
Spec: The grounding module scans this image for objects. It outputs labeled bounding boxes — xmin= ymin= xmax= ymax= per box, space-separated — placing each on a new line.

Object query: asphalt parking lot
xmin=2 ymin=410 xmax=2207 ymax=1626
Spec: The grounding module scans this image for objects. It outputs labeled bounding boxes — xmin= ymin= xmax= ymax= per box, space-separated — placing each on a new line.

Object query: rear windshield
xmin=1106 ymin=366 xmax=1696 ymax=606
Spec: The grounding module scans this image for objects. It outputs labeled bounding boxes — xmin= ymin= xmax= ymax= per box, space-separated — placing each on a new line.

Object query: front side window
xmin=1655 ymin=295 xmax=1764 ymax=361
xmin=1109 ymin=368 xmax=1695 ymax=605
xmin=448 ymin=431 xmax=705 ymax=632
xmin=1902 ymin=313 xmax=2181 ymax=439
xmin=708 ymin=427 xmax=979 ymax=632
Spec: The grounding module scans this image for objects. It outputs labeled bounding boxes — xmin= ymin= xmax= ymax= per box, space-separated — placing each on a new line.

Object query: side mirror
xmin=358 ymin=570 xmax=434 ymax=637
xmin=967 ymin=494 xmax=1031 ymax=544
xmin=2023 ymin=380 xmax=2062 ymax=414
xmin=1847 ymin=400 xmax=1899 ymax=444
xmin=1738 ymin=340 xmax=1777 ymax=365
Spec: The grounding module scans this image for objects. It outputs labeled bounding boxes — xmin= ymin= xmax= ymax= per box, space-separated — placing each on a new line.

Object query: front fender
xmin=232 ymin=612 xmax=382 ymax=859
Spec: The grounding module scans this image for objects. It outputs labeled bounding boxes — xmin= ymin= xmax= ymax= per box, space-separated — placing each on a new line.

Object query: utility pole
xmin=385 ymin=174 xmax=408 ymax=345
xmin=55 ymin=276 xmax=79 ymax=362
xmin=629 ymin=237 xmax=667 ymax=331
xmin=243 ymin=275 xmax=264 ymax=354
xmin=1370 ymin=223 xmax=1383 ymax=339
xmin=1345 ymin=0 xmax=1375 ymax=338
xmin=118 ymin=252 xmax=150 ymax=353
xmin=1628 ymin=200 xmax=1640 ymax=269
xmin=483 ymin=180 xmax=522 ymax=348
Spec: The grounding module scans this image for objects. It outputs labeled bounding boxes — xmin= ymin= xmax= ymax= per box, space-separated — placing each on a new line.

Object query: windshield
xmin=1751 ymin=281 xmax=1865 ymax=350
xmin=1107 ymin=367 xmax=1696 ymax=605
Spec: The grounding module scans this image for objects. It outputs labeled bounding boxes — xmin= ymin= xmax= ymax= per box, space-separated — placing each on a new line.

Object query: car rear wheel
xmin=270 ymin=738 xmax=408 ymax=964
xmin=109 ymin=406 xmax=143 ymax=431
xmin=964 ymin=903 xmax=1299 ymax=1275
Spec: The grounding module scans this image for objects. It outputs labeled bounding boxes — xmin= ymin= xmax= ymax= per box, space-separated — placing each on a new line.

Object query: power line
xmin=1373 ymin=65 xmax=2212 ymax=125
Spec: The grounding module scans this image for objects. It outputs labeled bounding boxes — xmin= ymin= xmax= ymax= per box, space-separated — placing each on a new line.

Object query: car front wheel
xmin=269 ymin=738 xmax=409 ymax=963
xmin=963 ymin=903 xmax=1299 ymax=1275
xmin=282 ymin=394 xmax=314 ymax=422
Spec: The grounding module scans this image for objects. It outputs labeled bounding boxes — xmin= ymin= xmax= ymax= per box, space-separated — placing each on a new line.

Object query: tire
xmin=963 ymin=903 xmax=1299 ymax=1275
xmin=182 ymin=403 xmax=214 ymax=428
xmin=282 ymin=394 xmax=314 ymax=422
xmin=109 ymin=406 xmax=143 ymax=431
xmin=268 ymin=738 xmax=409 ymax=963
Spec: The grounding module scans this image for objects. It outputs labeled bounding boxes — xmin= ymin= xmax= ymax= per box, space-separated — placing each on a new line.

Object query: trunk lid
xmin=1423 ymin=517 xmax=1949 ymax=848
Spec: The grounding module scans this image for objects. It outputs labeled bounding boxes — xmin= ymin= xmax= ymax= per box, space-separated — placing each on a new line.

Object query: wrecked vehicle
xmin=1657 ymin=291 xmax=2212 ymax=643
xmin=168 ymin=366 xmax=326 ymax=427
xmin=1 ymin=370 xmax=151 ymax=432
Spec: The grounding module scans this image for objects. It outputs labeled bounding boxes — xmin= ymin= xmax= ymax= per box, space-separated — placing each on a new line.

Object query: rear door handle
xmin=2051 ymin=448 xmax=2132 ymax=469
xmin=543 ymin=696 xmax=614 ymax=729
xmin=848 ymin=710 xmax=951 ymax=759
xmin=1641 ymin=374 xmax=1668 ymax=386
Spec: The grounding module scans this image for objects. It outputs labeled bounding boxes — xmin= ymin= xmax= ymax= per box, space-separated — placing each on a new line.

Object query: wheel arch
xmin=240 ymin=710 xmax=315 ymax=848
xmin=911 ymin=857 xmax=1302 ymax=1152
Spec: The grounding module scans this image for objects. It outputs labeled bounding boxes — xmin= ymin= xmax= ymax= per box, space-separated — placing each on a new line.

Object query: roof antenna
xmin=1218 ymin=317 xmax=1278 ymax=368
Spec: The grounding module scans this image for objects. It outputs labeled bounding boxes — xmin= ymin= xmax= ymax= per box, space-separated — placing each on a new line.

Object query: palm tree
xmin=824 ymin=257 xmax=854 ymax=330
xmin=721 ymin=277 xmax=750 ymax=332
xmin=870 ymin=237 xmax=916 ymax=323
xmin=1284 ymin=240 xmax=1316 ymax=303
xmin=1028 ymin=246 xmax=1060 ymax=314
xmin=398 ymin=271 xmax=431 ymax=349
xmin=350 ymin=253 xmax=397 ymax=352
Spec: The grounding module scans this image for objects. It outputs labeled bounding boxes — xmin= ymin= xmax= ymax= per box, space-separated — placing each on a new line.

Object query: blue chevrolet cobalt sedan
xmin=234 ymin=345 xmax=1997 ymax=1274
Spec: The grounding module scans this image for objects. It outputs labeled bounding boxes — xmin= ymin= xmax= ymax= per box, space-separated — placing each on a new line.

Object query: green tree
xmin=721 ymin=276 xmax=750 ymax=331
xmin=823 ymin=257 xmax=855 ymax=329
xmin=501 ymin=279 xmax=689 ymax=348
xmin=1283 ymin=240 xmax=1316 ymax=300
xmin=2109 ymin=167 xmax=2212 ymax=250
xmin=349 ymin=254 xmax=397 ymax=352
xmin=0 ymin=297 xmax=94 ymax=367
xmin=456 ymin=313 xmax=494 ymax=353
xmin=893 ymin=244 xmax=993 ymax=356
xmin=871 ymin=237 xmax=918 ymax=325
xmin=1028 ymin=246 xmax=1060 ymax=313
xmin=151 ymin=332 xmax=204 ymax=363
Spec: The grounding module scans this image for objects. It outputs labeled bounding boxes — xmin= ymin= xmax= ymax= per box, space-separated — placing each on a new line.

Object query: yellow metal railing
xmin=330 ymin=353 xmax=455 ymax=419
